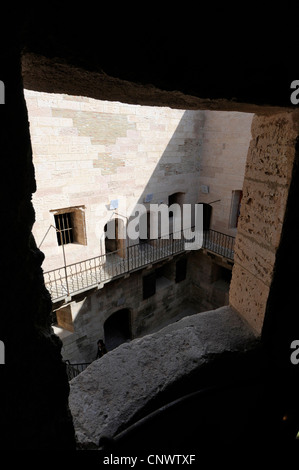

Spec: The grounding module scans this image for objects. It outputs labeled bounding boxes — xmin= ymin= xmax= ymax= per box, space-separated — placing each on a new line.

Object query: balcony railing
xmin=203 ymin=229 xmax=235 ymax=260
xmin=44 ymin=228 xmax=235 ymax=302
xmin=64 ymin=360 xmax=91 ymax=380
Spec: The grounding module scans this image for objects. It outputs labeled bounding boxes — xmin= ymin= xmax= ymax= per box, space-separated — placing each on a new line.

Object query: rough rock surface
xmin=229 ymin=111 xmax=299 ymax=333
xmin=69 ymin=306 xmax=258 ymax=447
xmin=22 ymin=53 xmax=288 ymax=115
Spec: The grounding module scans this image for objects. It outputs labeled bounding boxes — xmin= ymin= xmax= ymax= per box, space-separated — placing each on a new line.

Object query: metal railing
xmin=203 ymin=229 xmax=235 ymax=260
xmin=64 ymin=360 xmax=91 ymax=380
xmin=44 ymin=228 xmax=235 ymax=302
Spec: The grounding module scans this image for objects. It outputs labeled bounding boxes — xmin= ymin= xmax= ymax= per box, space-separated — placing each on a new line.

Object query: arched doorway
xmin=104 ymin=308 xmax=131 ymax=351
xmin=168 ymin=192 xmax=185 ymax=210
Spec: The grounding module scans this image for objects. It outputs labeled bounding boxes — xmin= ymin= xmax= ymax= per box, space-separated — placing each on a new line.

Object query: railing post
xmin=60 ymin=234 xmax=70 ymax=296
xmin=127 ymin=242 xmax=130 ymax=273
xmin=43 ymin=227 xmax=235 ymax=302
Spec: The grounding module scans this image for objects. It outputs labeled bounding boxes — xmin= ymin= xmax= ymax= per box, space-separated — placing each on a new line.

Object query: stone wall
xmin=24 ymin=90 xmax=253 ymax=363
xmin=55 ymin=255 xmax=198 ymax=363
xmin=189 ymin=250 xmax=232 ymax=312
xmin=68 ymin=305 xmax=259 ymax=448
xmin=25 ymin=91 xmax=201 ymax=270
xmin=55 ymin=247 xmax=235 ymax=364
xmin=24 ymin=90 xmax=253 ymax=273
xmin=197 ymin=111 xmax=253 ymax=235
xmin=229 ymin=112 xmax=299 ymax=333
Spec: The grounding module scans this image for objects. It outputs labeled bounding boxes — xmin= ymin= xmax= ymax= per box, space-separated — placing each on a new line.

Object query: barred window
xmin=54 ymin=212 xmax=74 ymax=245
xmin=52 ymin=206 xmax=87 ymax=246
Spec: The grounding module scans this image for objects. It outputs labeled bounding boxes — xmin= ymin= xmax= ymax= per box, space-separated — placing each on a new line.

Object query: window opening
xmin=52 ymin=206 xmax=87 ymax=246
xmin=104 ymin=308 xmax=131 ymax=351
xmin=143 ymin=272 xmax=156 ymax=299
xmin=139 ymin=211 xmax=151 ymax=244
xmin=54 ymin=212 xmax=74 ymax=246
xmin=104 ymin=218 xmax=125 ymax=255
xmin=197 ymin=203 xmax=212 ymax=231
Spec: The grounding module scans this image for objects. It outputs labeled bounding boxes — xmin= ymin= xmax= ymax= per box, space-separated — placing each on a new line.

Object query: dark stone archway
xmin=104 ymin=308 xmax=132 ymax=351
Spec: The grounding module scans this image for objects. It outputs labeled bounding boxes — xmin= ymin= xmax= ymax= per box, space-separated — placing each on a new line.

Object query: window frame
xmin=50 ymin=205 xmax=87 ymax=246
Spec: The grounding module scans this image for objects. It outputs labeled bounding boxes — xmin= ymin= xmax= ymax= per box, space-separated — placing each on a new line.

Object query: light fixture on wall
xmin=109 ymin=199 xmax=119 ymax=210
xmin=144 ymin=193 xmax=153 ymax=203
xmin=200 ymin=185 xmax=209 ymax=194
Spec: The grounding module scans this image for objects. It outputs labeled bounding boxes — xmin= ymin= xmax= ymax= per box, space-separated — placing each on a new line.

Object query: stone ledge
xmin=68 ymin=305 xmax=259 ymax=448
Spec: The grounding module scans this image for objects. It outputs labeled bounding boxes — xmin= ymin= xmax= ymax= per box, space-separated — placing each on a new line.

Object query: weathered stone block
xmin=69 ymin=306 xmax=258 ymax=447
xmin=229 ymin=112 xmax=298 ymax=333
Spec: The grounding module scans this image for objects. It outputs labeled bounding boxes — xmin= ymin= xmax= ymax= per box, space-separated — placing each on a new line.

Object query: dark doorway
xmin=175 ymin=257 xmax=187 ymax=283
xmin=104 ymin=218 xmax=124 ymax=254
xmin=199 ymin=203 xmax=212 ymax=231
xmin=143 ymin=272 xmax=156 ymax=299
xmin=168 ymin=192 xmax=185 ymax=219
xmin=104 ymin=308 xmax=131 ymax=351
xmin=139 ymin=211 xmax=151 ymax=244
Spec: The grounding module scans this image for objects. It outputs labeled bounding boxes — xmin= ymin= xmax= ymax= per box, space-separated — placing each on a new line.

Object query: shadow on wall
xmin=53 ymin=107 xmax=252 ymax=362
xmin=126 ymin=108 xmax=205 ymax=227
xmin=97 ymin=109 xmax=206 ymax=256
xmin=54 ymin=109 xmax=206 ymax=362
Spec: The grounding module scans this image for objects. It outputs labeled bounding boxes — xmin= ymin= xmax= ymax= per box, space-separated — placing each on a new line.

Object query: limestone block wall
xmin=197 ymin=111 xmax=253 ymax=235
xmin=229 ymin=112 xmax=299 ymax=333
xmin=56 ymin=256 xmax=194 ymax=363
xmin=25 ymin=90 xmax=200 ymax=271
xmin=24 ymin=89 xmax=253 ymax=273
xmin=189 ymin=250 xmax=231 ymax=312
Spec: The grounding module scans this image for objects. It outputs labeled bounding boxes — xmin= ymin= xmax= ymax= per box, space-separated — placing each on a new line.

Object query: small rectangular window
xmin=54 ymin=212 xmax=74 ymax=245
xmin=52 ymin=206 xmax=87 ymax=246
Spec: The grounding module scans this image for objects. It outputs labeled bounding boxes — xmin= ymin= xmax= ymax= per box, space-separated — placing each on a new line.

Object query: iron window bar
xmin=54 ymin=212 xmax=73 ymax=245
